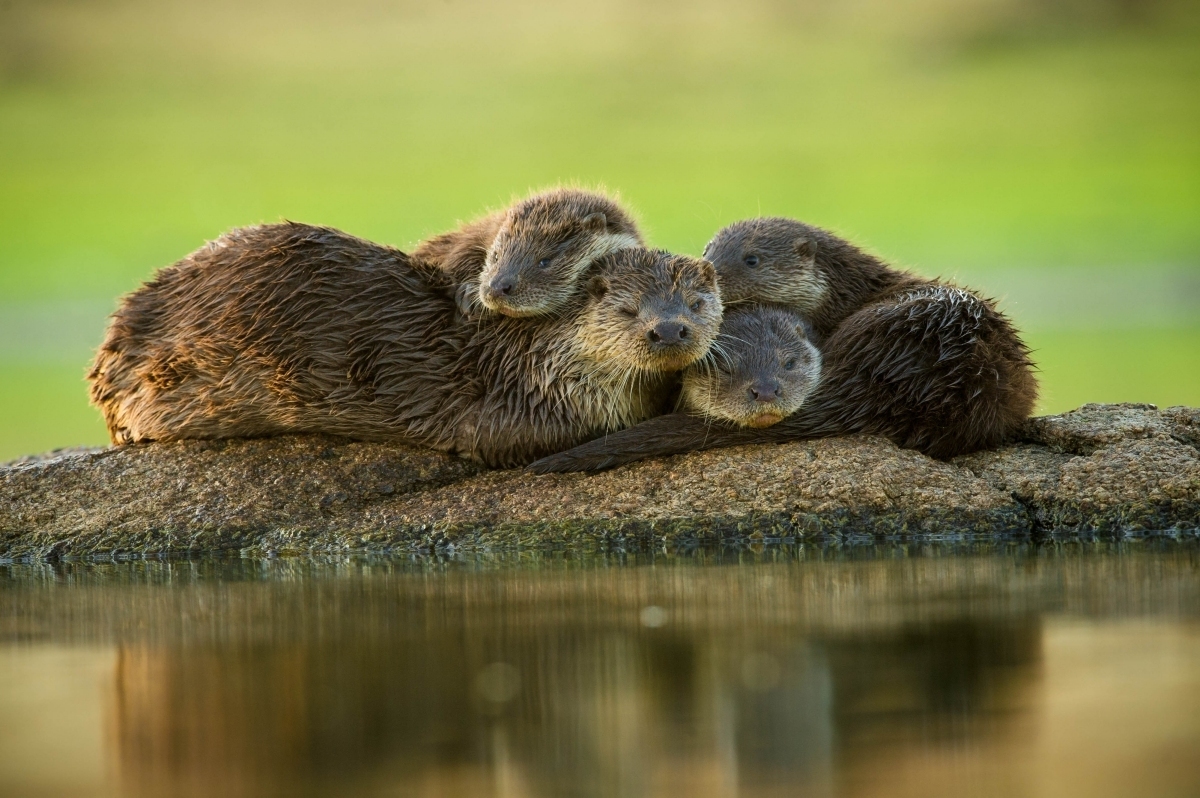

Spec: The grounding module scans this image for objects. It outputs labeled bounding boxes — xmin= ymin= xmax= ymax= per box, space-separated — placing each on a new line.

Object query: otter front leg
xmin=527 ymin=412 xmax=748 ymax=473
xmin=454 ymin=279 xmax=484 ymax=321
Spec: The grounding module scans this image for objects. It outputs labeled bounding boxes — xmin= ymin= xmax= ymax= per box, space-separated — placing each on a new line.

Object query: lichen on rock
xmin=2 ymin=404 xmax=1197 ymax=561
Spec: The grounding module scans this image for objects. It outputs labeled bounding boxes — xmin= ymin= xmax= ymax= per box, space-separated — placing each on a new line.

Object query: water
xmin=2 ymin=542 xmax=1199 ymax=798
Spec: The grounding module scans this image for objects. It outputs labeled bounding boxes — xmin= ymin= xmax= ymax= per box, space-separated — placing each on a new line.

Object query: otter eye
xmin=784 ymin=359 xmax=796 ymax=370
xmin=744 ymin=254 xmax=759 ymax=267
xmin=690 ymin=299 xmax=704 ymax=312
xmin=538 ymin=258 xmax=552 ymax=269
xmin=620 ymin=308 xmax=638 ymax=318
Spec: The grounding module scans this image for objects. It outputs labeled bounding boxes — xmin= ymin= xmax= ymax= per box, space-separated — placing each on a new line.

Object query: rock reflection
xmin=106 ymin=619 xmax=1039 ymax=797
xmin=110 ymin=640 xmax=482 ymax=797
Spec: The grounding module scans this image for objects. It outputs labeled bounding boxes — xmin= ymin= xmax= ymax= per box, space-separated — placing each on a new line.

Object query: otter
xmin=413 ymin=188 xmax=643 ymax=318
xmin=528 ymin=218 xmax=1037 ymax=472
xmin=701 ymin=217 xmax=924 ymax=338
xmin=679 ymin=305 xmax=821 ymax=429
xmin=87 ymin=223 xmax=723 ymax=468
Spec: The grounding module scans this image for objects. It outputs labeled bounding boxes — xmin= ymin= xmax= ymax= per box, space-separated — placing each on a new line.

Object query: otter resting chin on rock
xmin=87 ymin=223 xmax=722 ymax=468
xmin=528 ymin=217 xmax=1037 ymax=473
xmin=413 ymin=187 xmax=643 ymax=318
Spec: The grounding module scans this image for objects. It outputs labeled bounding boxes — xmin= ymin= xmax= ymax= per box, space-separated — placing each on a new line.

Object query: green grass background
xmin=1 ymin=0 xmax=1198 ymax=459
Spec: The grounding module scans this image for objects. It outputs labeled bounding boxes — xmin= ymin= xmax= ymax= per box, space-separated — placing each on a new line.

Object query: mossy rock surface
xmin=2 ymin=403 xmax=1198 ymax=560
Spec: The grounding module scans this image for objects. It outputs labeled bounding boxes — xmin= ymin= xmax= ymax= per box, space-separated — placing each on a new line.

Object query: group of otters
xmin=88 ymin=188 xmax=1038 ymax=473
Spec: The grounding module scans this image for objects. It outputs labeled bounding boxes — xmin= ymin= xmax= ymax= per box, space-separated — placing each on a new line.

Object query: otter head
xmin=479 ymin=189 xmax=643 ymax=317
xmin=576 ymin=248 xmax=724 ymax=374
xmin=681 ymin=306 xmax=821 ymax=428
xmin=703 ymin=218 xmax=830 ymax=314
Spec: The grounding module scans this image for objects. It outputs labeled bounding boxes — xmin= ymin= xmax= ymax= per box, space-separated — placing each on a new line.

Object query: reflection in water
xmin=2 ymin=542 xmax=1199 ymax=797
xmin=108 ymin=623 xmax=1037 ymax=797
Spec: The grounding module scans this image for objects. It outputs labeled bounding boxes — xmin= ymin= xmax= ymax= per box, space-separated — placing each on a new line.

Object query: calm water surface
xmin=2 ymin=542 xmax=1199 ymax=798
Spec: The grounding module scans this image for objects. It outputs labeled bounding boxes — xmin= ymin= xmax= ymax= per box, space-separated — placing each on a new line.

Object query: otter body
xmin=414 ymin=188 xmax=643 ymax=318
xmin=89 ymin=223 xmax=721 ymax=468
xmin=529 ymin=218 xmax=1037 ymax=472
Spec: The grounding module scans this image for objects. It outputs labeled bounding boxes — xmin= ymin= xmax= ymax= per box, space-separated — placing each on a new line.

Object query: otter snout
xmin=748 ymin=379 xmax=781 ymax=403
xmin=646 ymin=321 xmax=690 ymax=348
xmin=485 ymin=277 xmax=516 ymax=299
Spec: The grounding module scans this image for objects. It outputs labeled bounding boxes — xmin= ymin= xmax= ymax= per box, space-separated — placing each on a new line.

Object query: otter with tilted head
xmin=529 ymin=217 xmax=1037 ymax=472
xmin=88 ymin=223 xmax=722 ymax=468
xmin=414 ymin=188 xmax=643 ymax=318
xmin=679 ymin=305 xmax=822 ymax=429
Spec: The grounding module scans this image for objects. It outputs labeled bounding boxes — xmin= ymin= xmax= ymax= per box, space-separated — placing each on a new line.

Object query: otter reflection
xmin=107 ymin=617 xmax=1040 ymax=797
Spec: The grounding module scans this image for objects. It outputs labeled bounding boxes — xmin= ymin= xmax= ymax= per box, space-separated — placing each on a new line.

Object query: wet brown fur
xmin=529 ymin=218 xmax=1038 ymax=472
xmin=413 ymin=188 xmax=643 ymax=318
xmin=87 ymin=223 xmax=720 ymax=468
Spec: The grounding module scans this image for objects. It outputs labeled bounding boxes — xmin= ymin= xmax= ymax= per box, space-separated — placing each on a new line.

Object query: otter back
xmin=89 ymin=223 xmax=469 ymax=451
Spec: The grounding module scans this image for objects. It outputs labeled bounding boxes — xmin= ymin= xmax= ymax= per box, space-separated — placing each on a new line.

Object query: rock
xmin=1018 ymin=402 xmax=1200 ymax=454
xmin=2 ymin=404 xmax=1197 ymax=560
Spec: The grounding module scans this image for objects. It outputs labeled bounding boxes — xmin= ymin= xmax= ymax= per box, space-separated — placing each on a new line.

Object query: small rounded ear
xmin=697 ymin=258 xmax=717 ymax=285
xmin=582 ymin=212 xmax=607 ymax=232
xmin=795 ymin=237 xmax=817 ymax=259
xmin=586 ymin=273 xmax=609 ymax=298
xmin=796 ymin=317 xmax=822 ymax=346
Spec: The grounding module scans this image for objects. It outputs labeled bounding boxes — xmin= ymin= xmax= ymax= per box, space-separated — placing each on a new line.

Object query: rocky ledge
xmin=2 ymin=403 xmax=1198 ymax=560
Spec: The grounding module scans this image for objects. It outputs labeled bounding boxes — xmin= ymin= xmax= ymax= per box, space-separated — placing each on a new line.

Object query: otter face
xmin=479 ymin=190 xmax=642 ymax=317
xmin=576 ymin=249 xmax=724 ymax=374
xmin=703 ymin=218 xmax=829 ymax=313
xmin=681 ymin=306 xmax=821 ymax=428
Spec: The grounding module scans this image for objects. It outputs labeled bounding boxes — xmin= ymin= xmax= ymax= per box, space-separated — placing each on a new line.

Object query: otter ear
xmin=697 ymin=258 xmax=717 ymax=286
xmin=795 ymin=237 xmax=817 ymax=260
xmin=586 ymin=273 xmax=609 ymax=298
xmin=795 ymin=318 xmax=815 ymax=341
xmin=582 ymin=212 xmax=607 ymax=232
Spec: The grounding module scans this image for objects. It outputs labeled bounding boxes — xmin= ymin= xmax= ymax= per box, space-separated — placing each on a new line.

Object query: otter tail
xmin=526 ymin=412 xmax=760 ymax=473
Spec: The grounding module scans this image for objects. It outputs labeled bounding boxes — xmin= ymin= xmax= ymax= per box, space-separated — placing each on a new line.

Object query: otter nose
xmin=487 ymin=277 xmax=515 ymax=298
xmin=647 ymin=322 xmax=689 ymax=347
xmin=748 ymin=380 xmax=781 ymax=403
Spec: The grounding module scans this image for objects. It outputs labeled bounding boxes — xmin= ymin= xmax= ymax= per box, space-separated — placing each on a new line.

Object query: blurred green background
xmin=1 ymin=0 xmax=1198 ymax=460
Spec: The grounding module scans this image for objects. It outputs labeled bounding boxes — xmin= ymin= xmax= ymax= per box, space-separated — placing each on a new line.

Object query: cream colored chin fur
xmin=553 ymin=328 xmax=670 ymax=435
xmin=584 ymin=231 xmax=642 ymax=263
xmin=777 ymin=264 xmax=828 ymax=314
